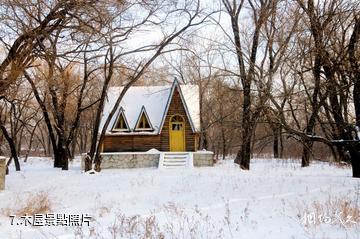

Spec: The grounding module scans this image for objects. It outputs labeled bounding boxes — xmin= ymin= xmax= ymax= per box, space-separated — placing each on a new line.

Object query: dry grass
xmin=330 ymin=161 xmax=352 ymax=169
xmin=74 ymin=203 xmax=234 ymax=239
xmin=75 ymin=212 xmax=164 ymax=239
xmin=1 ymin=191 xmax=52 ymax=216
xmin=96 ymin=206 xmax=112 ymax=218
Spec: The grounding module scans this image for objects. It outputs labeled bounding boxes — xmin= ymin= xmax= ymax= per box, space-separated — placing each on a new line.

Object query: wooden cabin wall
xmin=102 ymin=135 xmax=161 ymax=152
xmin=159 ymin=88 xmax=195 ymax=151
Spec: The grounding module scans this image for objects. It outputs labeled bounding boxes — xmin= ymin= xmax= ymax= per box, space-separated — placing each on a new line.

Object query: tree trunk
xmin=16 ymin=127 xmax=24 ymax=157
xmin=25 ymin=120 xmax=39 ymax=162
xmin=226 ymin=0 xmax=264 ymax=170
xmin=0 ymin=135 xmax=3 ymax=155
xmin=301 ymin=140 xmax=312 ymax=167
xmin=47 ymin=133 xmax=52 ymax=156
xmin=236 ymin=80 xmax=252 ymax=170
xmin=0 ymin=125 xmax=20 ymax=171
xmin=200 ymin=129 xmax=208 ymax=150
xmin=334 ymin=144 xmax=349 ymax=162
xmin=355 ymin=79 xmax=360 ymax=129
xmin=221 ymin=125 xmax=227 ymax=160
xmin=199 ymin=81 xmax=208 ymax=150
xmin=62 ymin=147 xmax=69 ymax=170
xmin=54 ymin=136 xmax=64 ymax=168
xmin=349 ymin=147 xmax=360 ymax=178
xmin=301 ymin=107 xmax=319 ymax=167
xmin=53 ymin=150 xmax=62 ymax=168
xmin=70 ymin=136 xmax=77 ymax=159
xmin=53 ymin=132 xmax=69 ymax=170
xmin=273 ymin=126 xmax=279 ymax=158
xmin=280 ymin=130 xmax=284 ymax=158
xmin=348 ymin=17 xmax=360 ymax=129
xmin=237 ymin=138 xmax=251 ymax=170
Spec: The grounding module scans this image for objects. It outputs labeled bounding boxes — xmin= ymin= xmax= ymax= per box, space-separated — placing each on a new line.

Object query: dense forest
xmin=0 ymin=0 xmax=359 ymax=177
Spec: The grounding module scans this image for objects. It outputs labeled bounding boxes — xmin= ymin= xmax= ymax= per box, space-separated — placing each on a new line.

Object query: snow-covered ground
xmin=0 ymin=157 xmax=359 ymax=239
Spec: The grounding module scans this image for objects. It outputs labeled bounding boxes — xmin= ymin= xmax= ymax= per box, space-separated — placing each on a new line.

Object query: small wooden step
xmin=159 ymin=152 xmax=193 ymax=169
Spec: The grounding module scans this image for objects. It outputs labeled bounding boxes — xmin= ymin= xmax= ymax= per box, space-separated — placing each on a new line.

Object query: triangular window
xmin=112 ymin=109 xmax=130 ymax=132
xmin=135 ymin=107 xmax=153 ymax=131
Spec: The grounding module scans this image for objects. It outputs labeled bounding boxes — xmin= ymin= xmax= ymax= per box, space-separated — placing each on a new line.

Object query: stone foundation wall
xmin=193 ymin=152 xmax=214 ymax=167
xmin=81 ymin=153 xmax=160 ymax=170
xmin=81 ymin=151 xmax=214 ymax=170
xmin=0 ymin=156 xmax=6 ymax=190
xmin=101 ymin=153 xmax=160 ymax=169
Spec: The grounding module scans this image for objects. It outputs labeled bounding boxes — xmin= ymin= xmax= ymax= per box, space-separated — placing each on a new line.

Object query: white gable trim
xmin=158 ymin=79 xmax=196 ymax=133
xmin=111 ymin=107 xmax=130 ymax=132
xmin=134 ymin=106 xmax=154 ymax=131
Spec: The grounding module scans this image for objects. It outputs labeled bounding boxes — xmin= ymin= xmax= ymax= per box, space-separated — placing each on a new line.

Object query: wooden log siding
xmin=102 ymin=135 xmax=161 ymax=152
xmin=160 ymin=88 xmax=195 ymax=151
xmin=102 ymin=87 xmax=198 ymax=152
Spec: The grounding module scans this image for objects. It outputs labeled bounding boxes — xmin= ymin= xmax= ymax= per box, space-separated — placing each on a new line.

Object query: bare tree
xmin=0 ymin=79 xmax=39 ymax=171
xmin=217 ymin=0 xmax=298 ymax=169
xmin=0 ymin=0 xmax=97 ymax=94
xmin=90 ymin=0 xmax=212 ymax=169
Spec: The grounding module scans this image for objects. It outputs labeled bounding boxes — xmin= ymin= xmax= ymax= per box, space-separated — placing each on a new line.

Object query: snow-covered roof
xmin=100 ymin=80 xmax=200 ymax=135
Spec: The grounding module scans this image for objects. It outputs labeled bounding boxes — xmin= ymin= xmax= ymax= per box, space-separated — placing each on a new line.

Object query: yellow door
xmin=169 ymin=115 xmax=185 ymax=151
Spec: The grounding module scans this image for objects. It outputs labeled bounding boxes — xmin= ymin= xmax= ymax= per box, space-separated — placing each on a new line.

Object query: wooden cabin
xmin=100 ymin=80 xmax=200 ymax=152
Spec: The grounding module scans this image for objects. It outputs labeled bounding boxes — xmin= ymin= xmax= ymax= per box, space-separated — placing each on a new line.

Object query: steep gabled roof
xmin=100 ymin=80 xmax=200 ymax=135
xmin=157 ymin=79 xmax=197 ymax=133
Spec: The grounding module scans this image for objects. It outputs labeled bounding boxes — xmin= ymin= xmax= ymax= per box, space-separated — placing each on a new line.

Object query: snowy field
xmin=0 ymin=157 xmax=359 ymax=239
